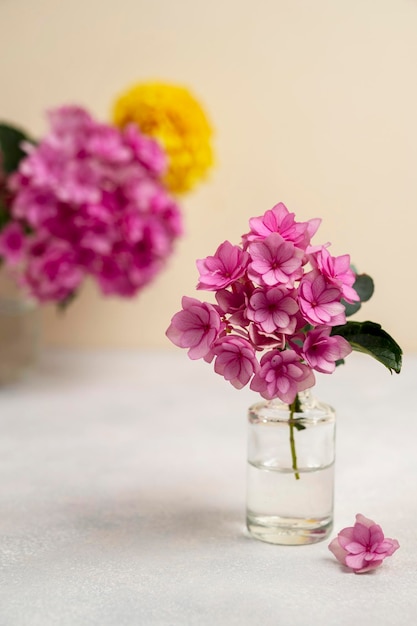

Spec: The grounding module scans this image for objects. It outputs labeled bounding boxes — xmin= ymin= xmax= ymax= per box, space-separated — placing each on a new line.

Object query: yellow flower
xmin=112 ymin=81 xmax=214 ymax=194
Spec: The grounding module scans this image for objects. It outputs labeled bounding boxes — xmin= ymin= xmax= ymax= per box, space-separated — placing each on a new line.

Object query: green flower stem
xmin=289 ymin=394 xmax=301 ymax=480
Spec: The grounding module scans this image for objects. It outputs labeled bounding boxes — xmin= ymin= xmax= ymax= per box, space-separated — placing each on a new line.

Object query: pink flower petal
xmin=345 ymin=552 xmax=367 ymax=570
xmin=345 ymin=541 xmax=368 ymax=555
xmin=336 ymin=527 xmax=355 ymax=549
xmin=352 ymin=522 xmax=371 ymax=546
xmin=355 ymin=514 xmax=375 ymax=528
xmin=328 ymin=537 xmax=348 ymax=565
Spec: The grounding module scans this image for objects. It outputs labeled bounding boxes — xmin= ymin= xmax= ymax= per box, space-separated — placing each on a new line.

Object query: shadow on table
xmin=62 ymin=490 xmax=248 ymax=554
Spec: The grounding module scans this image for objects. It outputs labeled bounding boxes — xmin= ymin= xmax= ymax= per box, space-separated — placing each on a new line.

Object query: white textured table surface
xmin=0 ymin=350 xmax=416 ymax=626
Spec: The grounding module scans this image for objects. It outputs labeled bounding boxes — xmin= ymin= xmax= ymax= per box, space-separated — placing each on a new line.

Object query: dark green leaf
xmin=331 ymin=321 xmax=402 ymax=374
xmin=0 ymin=196 xmax=10 ymax=229
xmin=353 ymin=274 xmax=374 ymax=303
xmin=335 ymin=358 xmax=345 ymax=367
xmin=342 ymin=299 xmax=361 ymax=317
xmin=57 ymin=291 xmax=78 ymax=312
xmin=0 ymin=123 xmax=30 ymax=173
xmin=342 ymin=273 xmax=375 ymax=317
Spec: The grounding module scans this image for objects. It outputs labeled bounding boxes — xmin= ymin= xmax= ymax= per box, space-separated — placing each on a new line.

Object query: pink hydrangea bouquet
xmin=166 ymin=203 xmax=402 ymax=401
xmin=0 ymin=107 xmax=182 ymax=304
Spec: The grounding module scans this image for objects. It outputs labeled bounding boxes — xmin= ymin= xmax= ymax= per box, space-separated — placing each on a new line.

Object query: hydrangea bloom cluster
xmin=113 ymin=81 xmax=214 ymax=194
xmin=0 ymin=106 xmax=182 ymax=303
xmin=167 ymin=202 xmax=357 ymax=404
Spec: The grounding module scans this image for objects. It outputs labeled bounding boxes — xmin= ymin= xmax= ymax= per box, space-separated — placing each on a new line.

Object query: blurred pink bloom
xmin=7 ymin=105 xmax=182 ymax=303
xmin=166 ymin=296 xmax=224 ymax=360
xmin=197 ymin=240 xmax=250 ymax=291
xmin=123 ymin=124 xmax=166 ymax=176
xmin=250 ymin=349 xmax=315 ymax=403
xmin=298 ymin=270 xmax=346 ymax=326
xmin=329 ymin=514 xmax=399 ymax=574
xmin=0 ymin=222 xmax=25 ymax=265
xmin=248 ymin=233 xmax=303 ymax=287
xmin=302 ymin=326 xmax=352 ymax=373
xmin=24 ymin=239 xmax=84 ymax=302
xmin=212 ymin=335 xmax=258 ymax=389
xmin=247 ymin=286 xmax=298 ymax=334
xmin=48 ymin=105 xmax=92 ymax=137
xmin=312 ymin=247 xmax=359 ymax=303
xmin=243 ymin=202 xmax=321 ymax=250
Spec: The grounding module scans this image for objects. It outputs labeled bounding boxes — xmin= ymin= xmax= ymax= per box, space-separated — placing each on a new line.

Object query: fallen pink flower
xmin=328 ymin=514 xmax=399 ymax=573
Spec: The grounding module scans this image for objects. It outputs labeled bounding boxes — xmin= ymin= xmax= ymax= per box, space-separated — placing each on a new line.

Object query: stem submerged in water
xmin=289 ymin=394 xmax=301 ymax=480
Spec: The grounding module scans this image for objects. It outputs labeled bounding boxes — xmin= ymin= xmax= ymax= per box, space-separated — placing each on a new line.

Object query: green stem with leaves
xmin=289 ymin=393 xmax=301 ymax=480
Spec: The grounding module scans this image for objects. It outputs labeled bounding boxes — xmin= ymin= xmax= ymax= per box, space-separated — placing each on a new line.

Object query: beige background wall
xmin=1 ymin=0 xmax=416 ymax=351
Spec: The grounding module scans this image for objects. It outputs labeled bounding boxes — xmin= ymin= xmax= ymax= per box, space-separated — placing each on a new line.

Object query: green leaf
xmin=342 ymin=273 xmax=375 ymax=317
xmin=0 ymin=123 xmax=30 ymax=173
xmin=331 ymin=321 xmax=402 ymax=374
xmin=57 ymin=290 xmax=78 ymax=313
xmin=0 ymin=195 xmax=10 ymax=229
xmin=353 ymin=274 xmax=374 ymax=303
xmin=342 ymin=299 xmax=361 ymax=317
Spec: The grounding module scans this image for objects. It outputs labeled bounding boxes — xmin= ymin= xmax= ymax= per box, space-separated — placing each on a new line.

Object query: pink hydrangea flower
xmin=298 ymin=270 xmax=346 ymax=326
xmin=247 ymin=286 xmax=298 ymax=334
xmin=248 ymin=324 xmax=286 ymax=350
xmin=23 ymin=238 xmax=84 ymax=302
xmin=248 ymin=233 xmax=303 ymax=287
xmin=311 ymin=247 xmax=359 ymax=303
xmin=302 ymin=326 xmax=352 ymax=373
xmin=123 ymin=124 xmax=167 ymax=176
xmin=250 ymin=349 xmax=315 ymax=403
xmin=197 ymin=240 xmax=250 ymax=291
xmin=215 ymin=282 xmax=251 ymax=327
xmin=212 ymin=335 xmax=259 ymax=389
xmin=243 ymin=202 xmax=321 ymax=250
xmin=166 ymin=296 xmax=224 ymax=360
xmin=7 ymin=105 xmax=182 ymax=303
xmin=166 ymin=203 xmax=371 ymax=402
xmin=329 ymin=514 xmax=399 ymax=574
xmin=0 ymin=222 xmax=25 ymax=265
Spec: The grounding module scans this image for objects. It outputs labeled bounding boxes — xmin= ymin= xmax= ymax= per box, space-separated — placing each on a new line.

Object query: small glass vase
xmin=0 ymin=271 xmax=39 ymax=385
xmin=246 ymin=390 xmax=335 ymax=546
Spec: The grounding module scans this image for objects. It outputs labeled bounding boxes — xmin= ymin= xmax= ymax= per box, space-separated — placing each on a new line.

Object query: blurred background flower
xmin=112 ymin=81 xmax=214 ymax=195
xmin=1 ymin=105 xmax=183 ymax=305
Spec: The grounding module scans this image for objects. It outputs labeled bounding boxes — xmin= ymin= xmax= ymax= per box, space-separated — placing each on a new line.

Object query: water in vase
xmin=246 ymin=459 xmax=334 ymax=545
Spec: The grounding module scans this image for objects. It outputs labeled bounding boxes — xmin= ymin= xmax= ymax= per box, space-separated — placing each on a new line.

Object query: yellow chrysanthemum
xmin=112 ymin=81 xmax=214 ymax=194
